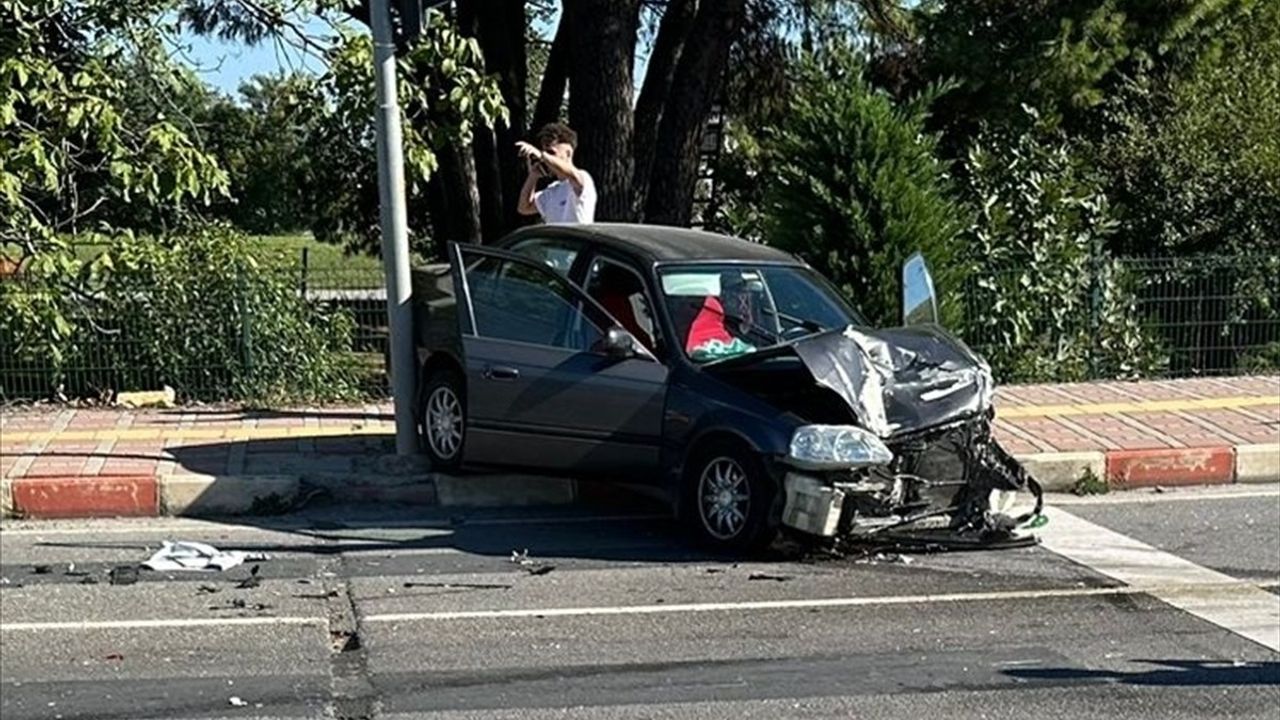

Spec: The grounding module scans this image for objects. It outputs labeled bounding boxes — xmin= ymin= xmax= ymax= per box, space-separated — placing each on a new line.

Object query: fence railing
xmin=2 ymin=248 xmax=1277 ymax=403
xmin=960 ymin=254 xmax=1280 ymax=382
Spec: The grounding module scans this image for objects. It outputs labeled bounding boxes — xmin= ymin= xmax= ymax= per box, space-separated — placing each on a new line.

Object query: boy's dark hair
xmin=536 ymin=122 xmax=577 ymax=150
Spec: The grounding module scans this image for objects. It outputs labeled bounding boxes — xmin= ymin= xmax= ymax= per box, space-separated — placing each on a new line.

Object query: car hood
xmin=708 ymin=326 xmax=994 ymax=438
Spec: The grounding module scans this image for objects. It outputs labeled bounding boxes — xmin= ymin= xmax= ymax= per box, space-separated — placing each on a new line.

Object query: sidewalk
xmin=2 ymin=376 xmax=1277 ymax=519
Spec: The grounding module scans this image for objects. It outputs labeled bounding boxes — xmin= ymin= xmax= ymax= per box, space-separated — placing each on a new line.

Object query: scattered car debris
xmin=403 ymin=581 xmax=512 ymax=590
xmin=142 ymin=541 xmax=267 ymax=572
xmin=510 ymin=549 xmax=556 ymax=576
xmin=109 ymin=566 xmax=139 ymax=586
xmin=748 ymin=572 xmax=794 ymax=582
xmin=235 ymin=565 xmax=262 ymax=589
xmin=212 ymin=598 xmax=273 ymax=612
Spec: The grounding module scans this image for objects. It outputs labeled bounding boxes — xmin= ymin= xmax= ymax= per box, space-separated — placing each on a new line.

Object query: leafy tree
xmin=1092 ymin=0 xmax=1280 ymax=256
xmin=753 ymin=48 xmax=967 ymax=327
xmin=958 ymin=115 xmax=1165 ymax=381
xmin=916 ymin=0 xmax=1260 ymax=139
xmin=1 ymin=0 xmax=227 ymax=366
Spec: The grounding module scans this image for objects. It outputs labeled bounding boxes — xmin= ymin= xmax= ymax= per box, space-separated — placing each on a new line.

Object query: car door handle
xmin=483 ymin=365 xmax=520 ymax=381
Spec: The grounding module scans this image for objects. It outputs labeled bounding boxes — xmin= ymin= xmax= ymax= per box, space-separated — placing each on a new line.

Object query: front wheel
xmin=419 ymin=368 xmax=465 ymax=472
xmin=681 ymin=439 xmax=780 ymax=554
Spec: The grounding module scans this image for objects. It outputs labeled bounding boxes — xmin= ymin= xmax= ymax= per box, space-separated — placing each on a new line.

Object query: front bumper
xmin=779 ymin=414 xmax=1041 ymax=539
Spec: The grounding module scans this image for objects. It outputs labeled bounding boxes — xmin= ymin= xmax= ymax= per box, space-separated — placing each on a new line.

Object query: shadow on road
xmin=1005 ymin=659 xmax=1280 ymax=687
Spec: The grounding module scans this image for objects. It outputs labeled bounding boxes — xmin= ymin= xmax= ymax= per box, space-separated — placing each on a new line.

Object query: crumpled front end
xmin=712 ymin=326 xmax=1042 ymax=544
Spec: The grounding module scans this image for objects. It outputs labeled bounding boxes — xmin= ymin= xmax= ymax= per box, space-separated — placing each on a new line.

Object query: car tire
xmin=681 ymin=438 xmax=781 ymax=554
xmin=419 ymin=367 xmax=466 ymax=472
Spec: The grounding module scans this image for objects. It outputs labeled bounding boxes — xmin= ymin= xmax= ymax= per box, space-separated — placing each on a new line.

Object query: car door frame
xmin=447 ymin=242 xmax=671 ymax=478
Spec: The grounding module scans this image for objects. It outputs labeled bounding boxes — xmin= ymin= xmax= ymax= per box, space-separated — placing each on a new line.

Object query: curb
xmin=1015 ymin=444 xmax=1279 ymax=493
xmin=3 ymin=444 xmax=1274 ymax=520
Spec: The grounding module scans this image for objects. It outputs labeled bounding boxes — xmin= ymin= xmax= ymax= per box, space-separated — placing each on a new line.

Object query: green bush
xmin=1 ymin=227 xmax=364 ymax=403
xmin=755 ymin=48 xmax=968 ymax=327
xmin=957 ymin=119 xmax=1167 ymax=382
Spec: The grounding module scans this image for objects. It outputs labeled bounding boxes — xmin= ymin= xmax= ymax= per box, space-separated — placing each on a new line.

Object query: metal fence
xmin=2 ymin=248 xmax=1277 ymax=403
xmin=0 ymin=247 xmax=393 ymax=403
xmin=959 ymin=254 xmax=1280 ymax=382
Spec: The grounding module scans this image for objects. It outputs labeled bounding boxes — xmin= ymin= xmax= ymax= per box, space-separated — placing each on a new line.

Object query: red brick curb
xmin=8 ymin=475 xmax=158 ymax=519
xmin=1105 ymin=447 xmax=1236 ymax=489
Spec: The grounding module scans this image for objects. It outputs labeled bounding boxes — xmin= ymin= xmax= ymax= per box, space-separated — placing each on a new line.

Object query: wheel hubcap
xmin=425 ymin=386 xmax=463 ymax=459
xmin=698 ymin=457 xmax=750 ymax=540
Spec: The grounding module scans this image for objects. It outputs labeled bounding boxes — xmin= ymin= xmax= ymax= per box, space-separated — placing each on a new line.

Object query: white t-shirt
xmin=535 ymin=170 xmax=597 ymax=224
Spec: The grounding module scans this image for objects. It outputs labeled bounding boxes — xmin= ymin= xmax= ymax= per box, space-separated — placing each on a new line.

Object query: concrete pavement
xmin=0 ymin=485 xmax=1276 ymax=719
xmin=1 ymin=376 xmax=1277 ymax=519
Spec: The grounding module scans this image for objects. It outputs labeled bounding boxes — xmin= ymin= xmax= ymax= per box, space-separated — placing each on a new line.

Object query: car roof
xmin=499 ymin=223 xmax=800 ymax=265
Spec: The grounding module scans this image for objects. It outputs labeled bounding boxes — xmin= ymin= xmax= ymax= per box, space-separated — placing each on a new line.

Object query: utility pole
xmin=371 ymin=0 xmax=418 ymax=455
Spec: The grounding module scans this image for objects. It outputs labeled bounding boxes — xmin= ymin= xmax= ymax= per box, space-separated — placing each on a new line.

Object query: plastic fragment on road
xmin=142 ymin=541 xmax=268 ymax=572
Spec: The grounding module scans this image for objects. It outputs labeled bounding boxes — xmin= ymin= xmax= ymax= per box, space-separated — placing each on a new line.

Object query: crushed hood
xmin=712 ymin=326 xmax=994 ymax=438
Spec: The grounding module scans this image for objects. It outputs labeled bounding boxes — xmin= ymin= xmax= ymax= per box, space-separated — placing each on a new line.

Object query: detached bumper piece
xmin=781 ymin=415 xmax=1044 ymax=551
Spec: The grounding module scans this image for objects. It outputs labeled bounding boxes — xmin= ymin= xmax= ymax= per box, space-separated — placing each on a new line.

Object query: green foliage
xmin=958 ymin=117 xmax=1167 ymax=382
xmin=1073 ymin=466 xmax=1110 ymax=495
xmin=752 ymin=48 xmax=967 ymax=327
xmin=0 ymin=0 xmax=227 ymax=256
xmin=0 ymin=227 xmax=364 ymax=403
xmin=302 ymin=12 xmax=507 ymax=257
xmin=1091 ymin=0 xmax=1280 ymax=256
xmin=918 ymin=0 xmax=1258 ymax=136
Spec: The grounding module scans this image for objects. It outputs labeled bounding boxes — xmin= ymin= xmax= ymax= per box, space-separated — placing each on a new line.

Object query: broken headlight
xmin=788 ymin=425 xmax=894 ymax=470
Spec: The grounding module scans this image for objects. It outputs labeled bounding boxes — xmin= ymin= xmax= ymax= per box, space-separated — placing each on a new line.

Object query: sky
xmin=179 ymin=7 xmax=665 ymax=101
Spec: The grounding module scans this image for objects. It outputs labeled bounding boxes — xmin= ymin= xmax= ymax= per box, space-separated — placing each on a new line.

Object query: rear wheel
xmin=681 ymin=438 xmax=780 ymax=554
xmin=419 ymin=368 xmax=465 ymax=472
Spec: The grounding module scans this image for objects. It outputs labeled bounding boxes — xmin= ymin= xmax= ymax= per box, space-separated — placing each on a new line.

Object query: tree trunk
xmin=643 ymin=0 xmax=745 ymax=226
xmin=467 ymin=0 xmax=528 ymax=237
xmin=631 ymin=0 xmax=698 ymax=217
xmin=531 ymin=15 xmax=571 ymax=131
xmin=566 ymin=0 xmax=641 ymax=221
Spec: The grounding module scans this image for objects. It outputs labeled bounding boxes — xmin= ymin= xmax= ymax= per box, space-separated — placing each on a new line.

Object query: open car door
xmin=447 ymin=242 xmax=669 ymax=479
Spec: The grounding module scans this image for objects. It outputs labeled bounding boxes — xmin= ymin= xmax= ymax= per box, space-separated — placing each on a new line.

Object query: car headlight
xmin=788 ymin=425 xmax=894 ymax=469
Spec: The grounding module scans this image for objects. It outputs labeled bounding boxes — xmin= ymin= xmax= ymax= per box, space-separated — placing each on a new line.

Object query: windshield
xmin=659 ymin=264 xmax=859 ymax=363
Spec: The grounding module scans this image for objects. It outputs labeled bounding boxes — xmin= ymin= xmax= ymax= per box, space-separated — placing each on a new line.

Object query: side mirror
xmin=902 ymin=252 xmax=939 ymax=326
xmin=599 ymin=327 xmax=639 ymax=359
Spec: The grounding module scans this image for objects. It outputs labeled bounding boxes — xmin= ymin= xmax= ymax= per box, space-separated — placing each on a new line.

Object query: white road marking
xmin=1038 ymin=506 xmax=1280 ymax=652
xmin=361 ymin=580 xmax=1277 ymax=624
xmin=0 ymin=616 xmax=327 ymax=632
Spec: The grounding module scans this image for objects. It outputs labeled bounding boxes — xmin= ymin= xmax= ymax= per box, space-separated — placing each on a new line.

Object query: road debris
xmin=104 ymin=654 xmax=123 ymax=662
xmin=235 ymin=565 xmax=262 ymax=589
xmin=32 ymin=564 xmax=52 ymax=575
xmin=404 ymin=576 xmax=514 ymax=589
xmin=211 ymin=598 xmax=274 ymax=612
xmin=142 ymin=541 xmax=267 ymax=572
xmin=748 ymin=572 xmax=794 ymax=582
xmin=228 ymin=696 xmax=248 ymax=707
xmin=109 ymin=565 xmax=139 ymax=586
xmin=510 ymin=549 xmax=557 ymax=576
xmin=197 ymin=584 xmax=221 ymax=595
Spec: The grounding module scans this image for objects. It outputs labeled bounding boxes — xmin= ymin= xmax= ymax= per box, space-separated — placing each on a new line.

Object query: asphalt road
xmin=1 ymin=485 xmax=1277 ymax=720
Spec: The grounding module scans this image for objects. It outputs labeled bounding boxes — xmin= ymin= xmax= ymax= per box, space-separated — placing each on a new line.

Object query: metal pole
xmin=371 ymin=0 xmax=418 ymax=455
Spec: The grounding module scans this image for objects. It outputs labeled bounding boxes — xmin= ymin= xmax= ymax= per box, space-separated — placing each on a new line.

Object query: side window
xmin=463 ymin=251 xmax=606 ymax=351
xmin=585 ymin=257 xmax=659 ymax=352
xmin=507 ymin=237 xmax=582 ymax=276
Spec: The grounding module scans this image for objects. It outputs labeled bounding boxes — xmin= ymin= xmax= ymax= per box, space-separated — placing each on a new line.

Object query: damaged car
xmin=412 ymin=224 xmax=1042 ymax=552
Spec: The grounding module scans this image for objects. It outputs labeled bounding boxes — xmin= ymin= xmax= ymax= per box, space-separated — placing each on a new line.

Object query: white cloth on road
xmin=142 ymin=541 xmax=266 ymax=572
